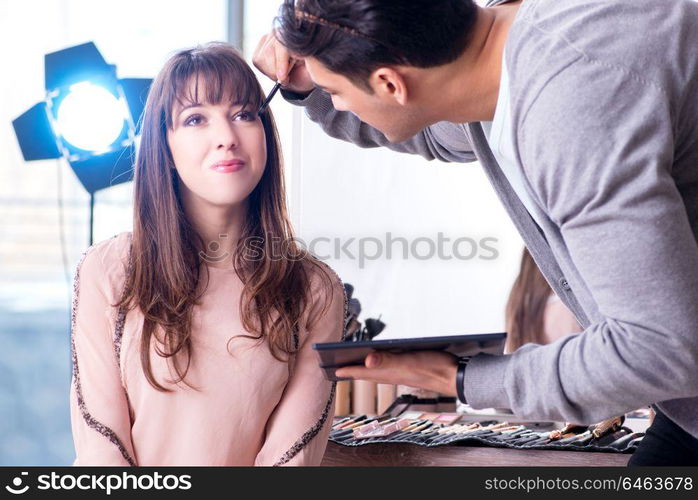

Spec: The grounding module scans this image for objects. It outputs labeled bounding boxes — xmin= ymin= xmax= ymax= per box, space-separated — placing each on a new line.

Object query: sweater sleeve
xmin=464 ymin=59 xmax=698 ymax=423
xmin=254 ymin=266 xmax=346 ymax=466
xmin=283 ymin=88 xmax=477 ymax=163
xmin=70 ymin=245 xmax=137 ymax=466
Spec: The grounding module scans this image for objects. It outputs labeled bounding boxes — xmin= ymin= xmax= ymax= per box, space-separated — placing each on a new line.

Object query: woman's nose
xmin=215 ymin=121 xmax=238 ymax=150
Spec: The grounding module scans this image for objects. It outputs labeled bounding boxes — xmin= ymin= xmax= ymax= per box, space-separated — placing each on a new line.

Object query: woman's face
xmin=167 ymin=79 xmax=267 ymax=209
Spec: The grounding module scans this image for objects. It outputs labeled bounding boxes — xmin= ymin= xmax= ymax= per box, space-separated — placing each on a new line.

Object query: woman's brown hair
xmin=504 ymin=248 xmax=552 ymax=353
xmin=116 ymin=42 xmax=333 ymax=391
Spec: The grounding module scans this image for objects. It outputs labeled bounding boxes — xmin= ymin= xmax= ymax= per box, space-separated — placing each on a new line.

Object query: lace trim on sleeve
xmin=71 ymin=244 xmax=137 ymax=466
xmin=272 ymin=262 xmax=348 ymax=466
xmin=272 ymin=382 xmax=337 ymax=466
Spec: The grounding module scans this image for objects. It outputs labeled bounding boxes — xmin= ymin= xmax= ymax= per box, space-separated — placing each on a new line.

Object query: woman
xmin=504 ymin=248 xmax=580 ymax=353
xmin=70 ymin=43 xmax=345 ymax=466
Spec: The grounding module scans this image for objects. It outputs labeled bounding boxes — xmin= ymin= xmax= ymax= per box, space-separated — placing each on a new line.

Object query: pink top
xmin=504 ymin=294 xmax=581 ymax=355
xmin=70 ymin=232 xmax=345 ymax=466
xmin=541 ymin=295 xmax=581 ymax=344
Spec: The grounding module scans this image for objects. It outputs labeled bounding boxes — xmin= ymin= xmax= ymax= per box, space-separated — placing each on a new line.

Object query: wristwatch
xmin=456 ymin=357 xmax=471 ymax=404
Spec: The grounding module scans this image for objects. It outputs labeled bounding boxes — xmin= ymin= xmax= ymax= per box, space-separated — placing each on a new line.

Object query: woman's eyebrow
xmin=175 ymin=102 xmax=202 ymax=119
xmin=175 ymin=101 xmax=247 ymax=119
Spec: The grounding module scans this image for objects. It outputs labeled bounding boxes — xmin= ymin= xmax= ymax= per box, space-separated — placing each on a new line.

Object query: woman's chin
xmin=208 ymin=197 xmax=249 ymax=209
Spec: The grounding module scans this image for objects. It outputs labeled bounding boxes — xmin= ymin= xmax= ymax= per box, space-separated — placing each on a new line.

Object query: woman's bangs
xmin=165 ymin=54 xmax=263 ymax=127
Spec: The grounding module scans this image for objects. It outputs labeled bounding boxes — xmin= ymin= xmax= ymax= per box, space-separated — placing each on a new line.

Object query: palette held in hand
xmin=312 ymin=332 xmax=506 ymax=381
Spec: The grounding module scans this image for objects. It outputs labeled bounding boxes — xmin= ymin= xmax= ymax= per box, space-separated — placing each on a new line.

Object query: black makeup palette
xmin=314 ymin=332 xmax=506 ymax=381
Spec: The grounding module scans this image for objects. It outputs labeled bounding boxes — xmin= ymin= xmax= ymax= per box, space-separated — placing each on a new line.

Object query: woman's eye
xmin=233 ymin=111 xmax=257 ymax=122
xmin=184 ymin=114 xmax=204 ymax=126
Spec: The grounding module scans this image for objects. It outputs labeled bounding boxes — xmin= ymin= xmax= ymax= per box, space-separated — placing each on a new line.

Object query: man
xmin=253 ymin=0 xmax=698 ymax=465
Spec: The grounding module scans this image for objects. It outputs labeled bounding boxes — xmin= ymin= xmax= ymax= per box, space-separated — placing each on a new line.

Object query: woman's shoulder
xmin=82 ymin=231 xmax=132 ymax=269
xmin=301 ymin=257 xmax=345 ymax=305
xmin=76 ymin=232 xmax=133 ymax=297
xmin=300 ymin=257 xmax=346 ymax=341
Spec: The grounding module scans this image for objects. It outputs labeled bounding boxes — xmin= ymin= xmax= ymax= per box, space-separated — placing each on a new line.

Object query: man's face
xmin=304 ymin=57 xmax=429 ymax=143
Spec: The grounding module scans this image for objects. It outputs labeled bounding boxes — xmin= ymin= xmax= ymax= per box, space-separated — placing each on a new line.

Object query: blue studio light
xmin=12 ymin=42 xmax=151 ymax=194
xmin=12 ymin=42 xmax=151 ymax=244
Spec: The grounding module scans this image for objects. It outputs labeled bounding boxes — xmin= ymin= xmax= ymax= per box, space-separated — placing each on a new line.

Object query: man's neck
xmin=420 ymin=1 xmax=521 ymax=123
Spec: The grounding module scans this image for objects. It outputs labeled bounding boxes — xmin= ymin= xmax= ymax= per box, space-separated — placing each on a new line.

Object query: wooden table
xmin=321 ymin=442 xmax=631 ymax=466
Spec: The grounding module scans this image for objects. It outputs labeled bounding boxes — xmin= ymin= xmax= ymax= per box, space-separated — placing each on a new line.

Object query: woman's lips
xmin=211 ymin=160 xmax=245 ymax=173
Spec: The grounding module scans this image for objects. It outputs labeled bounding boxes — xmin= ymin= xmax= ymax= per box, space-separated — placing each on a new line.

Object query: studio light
xmin=54 ymin=81 xmax=127 ymax=153
xmin=12 ymin=42 xmax=152 ymax=244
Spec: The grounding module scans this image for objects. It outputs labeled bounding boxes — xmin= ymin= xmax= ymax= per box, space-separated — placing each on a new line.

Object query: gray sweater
xmin=287 ymin=0 xmax=698 ymax=437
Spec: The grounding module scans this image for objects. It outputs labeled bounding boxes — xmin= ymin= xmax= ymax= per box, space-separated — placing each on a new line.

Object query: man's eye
xmin=184 ymin=114 xmax=203 ymax=126
xmin=234 ymin=111 xmax=258 ymax=122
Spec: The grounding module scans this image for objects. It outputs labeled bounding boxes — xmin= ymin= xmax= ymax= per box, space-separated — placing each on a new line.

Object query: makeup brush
xmin=389 ymin=419 xmax=428 ymax=441
xmin=426 ymin=423 xmax=464 ymax=440
xmin=258 ymin=81 xmax=282 ymax=115
xmin=334 ymin=414 xmax=367 ymax=430
xmin=607 ymin=432 xmax=644 ymax=451
xmin=591 ymin=416 xmax=624 ymax=439
xmin=557 ymin=430 xmax=594 ymax=446
xmin=594 ymin=429 xmax=628 ymax=447
xmin=516 ymin=432 xmax=553 ymax=447
xmin=364 ymin=316 xmax=386 ymax=339
xmin=258 ymin=61 xmax=297 ymax=114
xmin=511 ymin=433 xmax=549 ymax=447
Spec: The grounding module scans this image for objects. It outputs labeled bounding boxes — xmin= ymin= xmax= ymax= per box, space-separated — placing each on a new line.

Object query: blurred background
xmin=0 ymin=0 xmax=522 ymax=465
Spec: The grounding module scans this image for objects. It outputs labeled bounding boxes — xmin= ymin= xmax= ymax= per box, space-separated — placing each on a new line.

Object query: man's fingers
xmin=334 ymin=366 xmax=363 ymax=380
xmin=335 ymin=365 xmax=395 ymax=384
xmin=334 ymin=351 xmax=460 ymax=395
xmin=253 ymin=31 xmax=314 ymax=93
xmin=274 ymin=39 xmax=292 ymax=83
xmin=335 ymin=352 xmax=400 ymax=381
xmin=252 ymin=33 xmax=269 ymax=61
xmin=366 ymin=352 xmax=386 ymax=368
xmin=252 ymin=33 xmax=280 ymax=82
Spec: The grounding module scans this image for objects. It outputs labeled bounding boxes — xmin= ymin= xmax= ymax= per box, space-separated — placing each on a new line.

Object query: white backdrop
xmin=293 ymin=122 xmax=524 ymax=339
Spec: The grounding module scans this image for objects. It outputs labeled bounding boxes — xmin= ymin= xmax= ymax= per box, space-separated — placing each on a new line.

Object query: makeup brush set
xmin=342 ymin=283 xmax=386 ymax=342
xmin=329 ymin=412 xmax=644 ymax=453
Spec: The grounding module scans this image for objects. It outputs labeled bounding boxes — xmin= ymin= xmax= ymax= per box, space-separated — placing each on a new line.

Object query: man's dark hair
xmin=276 ymin=0 xmax=479 ymax=92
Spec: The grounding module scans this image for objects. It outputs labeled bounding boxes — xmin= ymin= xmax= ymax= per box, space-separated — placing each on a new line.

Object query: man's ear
xmin=369 ymin=67 xmax=408 ymax=105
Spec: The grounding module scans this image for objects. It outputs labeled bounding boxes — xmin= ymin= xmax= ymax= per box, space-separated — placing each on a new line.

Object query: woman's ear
xmin=369 ymin=67 xmax=408 ymax=106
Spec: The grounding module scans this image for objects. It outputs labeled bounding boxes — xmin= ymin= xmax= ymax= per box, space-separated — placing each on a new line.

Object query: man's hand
xmin=252 ymin=32 xmax=315 ymax=93
xmin=335 ymin=350 xmax=460 ymax=396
